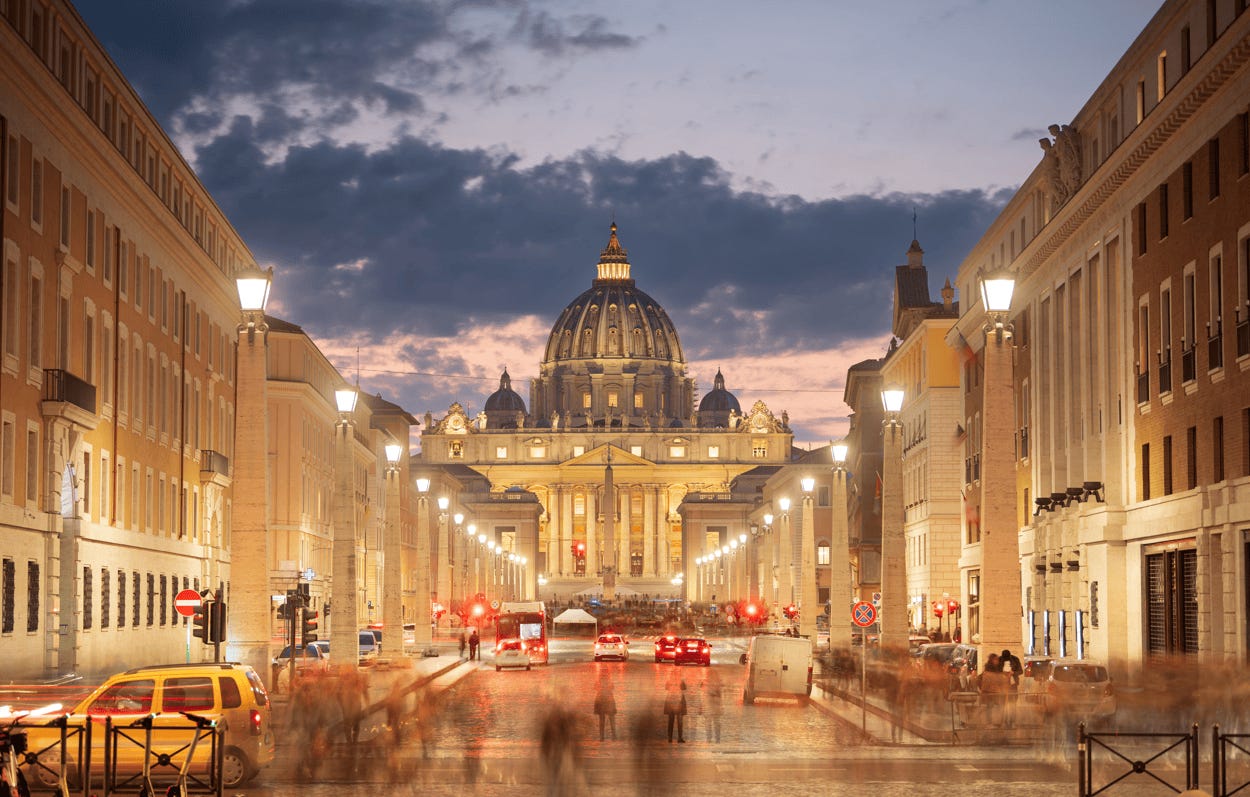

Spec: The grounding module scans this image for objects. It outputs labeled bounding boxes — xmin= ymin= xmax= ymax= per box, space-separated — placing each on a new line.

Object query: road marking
xmin=956 ymin=764 xmax=979 ymax=772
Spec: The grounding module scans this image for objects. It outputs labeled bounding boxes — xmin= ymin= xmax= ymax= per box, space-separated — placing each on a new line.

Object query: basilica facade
xmin=418 ymin=225 xmax=795 ymax=602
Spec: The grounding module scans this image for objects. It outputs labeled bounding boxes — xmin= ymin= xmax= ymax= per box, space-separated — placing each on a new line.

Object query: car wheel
xmin=496 ymin=665 xmax=501 ymax=672
xmin=743 ymin=688 xmax=755 ymax=706
xmin=655 ymin=656 xmax=662 ymax=663
xmin=526 ymin=665 xmax=532 ymax=671
xmin=221 ymin=746 xmax=252 ymax=789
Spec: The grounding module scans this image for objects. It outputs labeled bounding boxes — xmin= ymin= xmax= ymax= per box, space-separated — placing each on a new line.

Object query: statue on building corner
xmin=475 ymin=411 xmax=488 ymax=430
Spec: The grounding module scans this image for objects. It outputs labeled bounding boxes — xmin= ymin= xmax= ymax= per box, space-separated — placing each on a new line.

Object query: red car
xmin=654 ymin=634 xmax=680 ymax=663
xmin=674 ymin=637 xmax=711 ymax=666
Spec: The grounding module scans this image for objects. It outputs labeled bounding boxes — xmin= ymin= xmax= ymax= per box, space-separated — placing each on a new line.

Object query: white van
xmin=742 ymin=634 xmax=814 ymax=705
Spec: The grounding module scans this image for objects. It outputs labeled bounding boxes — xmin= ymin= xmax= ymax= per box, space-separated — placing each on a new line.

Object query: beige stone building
xmin=879 ymin=241 xmax=964 ymax=636
xmin=2 ymin=0 xmax=254 ymax=679
xmin=419 ymin=225 xmax=795 ymax=607
xmin=946 ymin=0 xmax=1250 ymax=667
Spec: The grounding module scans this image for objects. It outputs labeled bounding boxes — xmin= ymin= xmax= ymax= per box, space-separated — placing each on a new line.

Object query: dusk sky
xmin=73 ymin=0 xmax=1153 ymax=447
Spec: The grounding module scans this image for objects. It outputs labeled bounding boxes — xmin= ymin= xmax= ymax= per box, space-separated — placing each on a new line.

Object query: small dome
xmin=484 ymin=370 xmax=527 ymax=428
xmin=698 ymin=369 xmax=741 ymax=413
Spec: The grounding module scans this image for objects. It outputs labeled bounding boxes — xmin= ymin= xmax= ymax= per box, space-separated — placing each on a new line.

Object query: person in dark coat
xmin=663 ymin=681 xmax=687 ymax=743
xmin=593 ymin=675 xmax=618 ymax=740
xmin=468 ymin=627 xmax=480 ymax=661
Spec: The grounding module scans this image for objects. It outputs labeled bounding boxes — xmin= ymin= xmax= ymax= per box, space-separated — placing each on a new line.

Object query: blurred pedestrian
xmin=540 ymin=703 xmax=582 ymax=797
xmin=663 ymin=681 xmax=687 ymax=743
xmin=469 ymin=627 xmax=480 ymax=661
xmin=684 ymin=674 xmax=704 ymax=741
xmin=459 ymin=629 xmax=468 ymax=660
xmin=1001 ymin=648 xmax=1023 ymax=728
xmin=593 ymin=674 xmax=618 ymax=740
xmin=338 ymin=667 xmax=367 ymax=745
xmin=704 ymin=671 xmax=723 ymax=743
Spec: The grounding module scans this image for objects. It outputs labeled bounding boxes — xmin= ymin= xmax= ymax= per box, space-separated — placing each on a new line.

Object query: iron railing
xmin=43 ymin=368 xmax=97 ymax=414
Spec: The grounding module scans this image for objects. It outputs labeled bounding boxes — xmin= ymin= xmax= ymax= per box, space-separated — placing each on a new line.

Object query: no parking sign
xmin=851 ymin=601 xmax=877 ymax=628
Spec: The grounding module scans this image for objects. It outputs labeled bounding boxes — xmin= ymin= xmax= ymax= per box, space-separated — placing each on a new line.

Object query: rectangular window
xmin=1187 ymin=426 xmax=1198 ymax=490
xmin=3 ymin=258 xmax=17 ymax=360
xmin=1207 ymin=0 xmax=1217 ymax=46
xmin=159 ymin=574 xmax=166 ymax=626
xmin=5 ymin=135 xmax=17 ymax=207
xmin=26 ymin=427 xmax=39 ymax=503
xmin=1146 ymin=548 xmax=1198 ymax=655
xmin=27 ymin=561 xmax=39 ymax=633
xmin=1163 ymin=435 xmax=1174 ymax=495
xmin=1182 ymin=162 xmax=1193 ymax=220
xmin=1214 ymin=416 xmax=1225 ymax=483
xmin=1 ymin=558 xmax=13 ymax=634
xmin=0 ymin=419 xmax=12 ymax=497
xmin=1157 ymin=51 xmax=1167 ymax=99
xmin=1184 ymin=270 xmax=1197 ymax=353
xmin=29 ymin=274 xmax=42 ymax=370
xmin=752 ymin=441 xmax=767 ymax=458
xmin=100 ymin=453 xmax=109 ymax=523
xmin=131 ymin=571 xmax=140 ymax=627
xmin=495 ymin=446 xmax=508 ymax=460
xmin=707 ymin=445 xmax=720 ymax=459
xmin=31 ymin=158 xmax=42 ymax=226
xmin=1142 ymin=442 xmax=1152 ymax=501
xmin=572 ymin=445 xmax=585 ymax=457
xmin=581 ymin=392 xmax=591 ymax=409
xmin=634 ymin=392 xmax=644 ymax=409
xmin=81 ymin=452 xmax=91 ymax=515
xmin=1158 ymin=183 xmax=1169 ymax=239
xmin=529 ymin=446 xmax=546 ymax=459
xmin=607 ymin=391 xmax=618 ymax=408
xmin=1241 ymin=112 xmax=1250 ymax=176
xmin=146 ymin=572 xmax=154 ymax=626
xmin=629 ymin=445 xmax=643 ymax=457
xmin=101 ymin=568 xmax=110 ymax=629
xmin=85 ymin=210 xmax=96 ymax=268
xmin=83 ymin=566 xmax=93 ymax=630
xmin=1136 ymin=203 xmax=1148 ymax=255
xmin=59 ymin=186 xmax=69 ymax=247
xmin=116 ymin=569 xmax=125 ymax=630
xmin=1181 ymin=25 xmax=1192 ymax=74
xmin=103 ymin=226 xmax=113 ymax=284
xmin=1209 ymin=138 xmax=1221 ymax=200
xmin=669 ymin=445 xmax=686 ymax=458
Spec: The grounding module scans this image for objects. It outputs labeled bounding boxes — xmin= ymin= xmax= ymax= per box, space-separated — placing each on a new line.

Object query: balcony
xmin=1208 ymin=331 xmax=1223 ymax=370
xmin=41 ymin=369 xmax=98 ymax=430
xmin=199 ymin=449 xmax=231 ymax=487
xmin=1238 ymin=316 xmax=1249 ymax=358
xmin=1136 ymin=368 xmax=1149 ymax=404
xmin=1181 ymin=346 xmax=1196 ymax=383
xmin=1158 ymin=358 xmax=1172 ymax=394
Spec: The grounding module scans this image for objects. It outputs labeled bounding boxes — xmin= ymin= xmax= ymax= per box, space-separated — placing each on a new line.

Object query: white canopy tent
xmin=552 ymin=607 xmax=599 ymax=636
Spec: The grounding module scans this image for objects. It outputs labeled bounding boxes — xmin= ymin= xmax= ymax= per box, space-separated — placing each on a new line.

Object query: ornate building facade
xmin=419 ymin=225 xmax=795 ymax=603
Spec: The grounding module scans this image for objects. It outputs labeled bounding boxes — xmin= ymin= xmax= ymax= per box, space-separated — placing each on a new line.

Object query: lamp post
xmin=332 ymin=386 xmax=360 ymax=666
xmin=830 ymin=441 xmax=851 ymax=651
xmin=776 ymin=497 xmax=792 ymax=624
xmin=437 ymin=497 xmax=450 ymax=613
xmin=453 ymin=513 xmax=465 ymax=604
xmin=738 ymin=533 xmax=748 ymax=606
xmin=414 ymin=477 xmax=433 ymax=649
xmin=232 ymin=265 xmax=273 ymax=682
xmin=978 ymin=269 xmax=1020 ymax=669
xmin=761 ymin=513 xmax=774 ymax=612
xmin=382 ymin=444 xmax=405 ymax=654
xmin=880 ymin=386 xmax=906 ymax=651
xmin=476 ymin=531 xmax=486 ymax=597
xmin=799 ymin=475 xmax=818 ymax=640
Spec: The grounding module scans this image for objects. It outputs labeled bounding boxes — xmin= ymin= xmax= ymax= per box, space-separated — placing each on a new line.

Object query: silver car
xmin=1043 ymin=659 xmax=1116 ymax=718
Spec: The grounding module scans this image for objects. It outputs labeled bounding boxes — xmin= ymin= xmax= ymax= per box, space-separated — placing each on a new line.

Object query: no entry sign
xmin=174 ymin=588 xmax=202 ymax=617
xmin=851 ymin=600 xmax=877 ymax=628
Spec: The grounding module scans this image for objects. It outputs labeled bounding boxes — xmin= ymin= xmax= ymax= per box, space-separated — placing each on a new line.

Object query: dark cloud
xmin=190 ymin=117 xmax=1005 ymax=364
xmin=516 ymin=10 xmax=641 ymax=57
xmin=1012 ymin=127 xmax=1048 ymax=142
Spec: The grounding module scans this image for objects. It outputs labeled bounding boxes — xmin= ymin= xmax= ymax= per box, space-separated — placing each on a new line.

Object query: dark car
xmin=674 ymin=637 xmax=711 ymax=666
xmin=654 ymin=634 xmax=680 ymax=663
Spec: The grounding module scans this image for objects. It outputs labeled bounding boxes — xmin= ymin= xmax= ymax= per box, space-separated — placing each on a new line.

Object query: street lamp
xmin=382 ymin=443 xmax=404 ymax=655
xmin=232 ymin=265 xmax=274 ymax=683
xmin=977 ymin=268 xmax=1020 ymax=669
xmin=437 ymin=496 xmax=450 ymax=614
xmin=414 ymin=476 xmax=433 ymax=649
xmin=830 ymin=440 xmax=851 ymax=651
xmin=776 ymin=497 xmax=792 ymax=624
xmin=800 ymin=476 xmax=818 ymax=640
xmin=880 ymin=386 xmax=906 ymax=651
xmin=332 ymin=384 xmax=360 ymax=665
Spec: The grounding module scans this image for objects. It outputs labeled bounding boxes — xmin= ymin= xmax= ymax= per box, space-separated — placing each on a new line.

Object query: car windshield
xmin=599 ymin=636 xmax=620 ymax=644
xmin=1053 ymin=664 xmax=1108 ymax=683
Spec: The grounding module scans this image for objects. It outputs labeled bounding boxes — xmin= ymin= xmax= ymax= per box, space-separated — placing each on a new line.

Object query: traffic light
xmin=301 ymin=608 xmax=319 ymax=646
xmin=210 ymin=600 xmax=227 ymax=643
xmin=782 ymin=603 xmax=798 ymax=619
xmin=192 ymin=601 xmax=211 ymax=642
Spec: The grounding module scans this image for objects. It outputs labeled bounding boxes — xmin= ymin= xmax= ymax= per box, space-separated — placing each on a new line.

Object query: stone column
xmin=231 ymin=322 xmax=272 ymax=684
xmin=800 ymin=492 xmax=818 ymax=639
xmin=618 ymin=484 xmax=631 ymax=577
xmin=979 ymin=326 xmax=1022 ymax=667
xmin=332 ymin=414 xmax=359 ymax=666
xmin=830 ymin=465 xmax=852 ymax=648
xmin=436 ymin=510 xmax=449 ymax=610
xmin=382 ymin=468 xmax=403 ymax=652
xmin=561 ymin=488 xmax=574 ymax=576
xmin=777 ymin=506 xmax=793 ymax=612
xmin=414 ymin=493 xmax=432 ymax=648
xmin=880 ymin=416 xmax=907 ymax=651
xmin=586 ymin=488 xmax=598 ymax=577
xmin=643 ymin=488 xmax=656 ymax=577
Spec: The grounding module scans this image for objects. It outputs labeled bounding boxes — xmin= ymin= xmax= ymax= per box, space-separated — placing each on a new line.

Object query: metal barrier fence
xmin=1077 ymin=722 xmax=1200 ymax=796
xmin=17 ymin=714 xmax=223 ymax=797
xmin=1212 ymin=725 xmax=1250 ymax=797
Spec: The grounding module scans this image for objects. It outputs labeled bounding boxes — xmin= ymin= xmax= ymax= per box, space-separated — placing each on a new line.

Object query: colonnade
xmin=544 ymin=483 xmax=674 ymax=578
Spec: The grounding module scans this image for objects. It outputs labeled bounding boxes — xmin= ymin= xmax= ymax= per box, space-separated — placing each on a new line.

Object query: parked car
xmin=654 ymin=634 xmax=680 ymax=663
xmin=674 ymin=638 xmax=711 ymax=666
xmin=494 ymin=638 xmax=532 ymax=671
xmin=1042 ymin=659 xmax=1116 ymax=719
xmin=593 ymin=634 xmax=629 ymax=662
xmin=22 ymin=663 xmax=274 ymax=790
xmin=359 ymin=630 xmax=381 ymax=660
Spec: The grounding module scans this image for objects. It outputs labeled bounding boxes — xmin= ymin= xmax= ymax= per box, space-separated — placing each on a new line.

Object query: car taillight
xmin=1103 ymin=683 xmax=1114 ymax=696
xmin=521 ymin=642 xmax=528 ymax=652
xmin=249 ymin=709 xmax=263 ymax=736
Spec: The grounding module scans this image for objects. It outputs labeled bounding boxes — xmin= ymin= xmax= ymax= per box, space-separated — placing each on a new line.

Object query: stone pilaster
xmin=643 ymin=488 xmax=656 ymax=577
xmin=414 ymin=494 xmax=432 ymax=648
xmin=880 ymin=421 xmax=907 ymax=650
xmin=331 ymin=419 xmax=359 ymax=666
xmin=382 ymin=471 xmax=403 ymax=651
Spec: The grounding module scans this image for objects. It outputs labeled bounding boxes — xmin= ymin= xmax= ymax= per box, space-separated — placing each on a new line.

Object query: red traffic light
xmin=745 ymin=603 xmax=759 ymax=616
xmin=931 ymin=600 xmax=945 ymax=618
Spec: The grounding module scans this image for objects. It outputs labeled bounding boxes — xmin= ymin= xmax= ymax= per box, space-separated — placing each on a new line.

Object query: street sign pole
xmin=850 ymin=600 xmax=878 ymax=736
